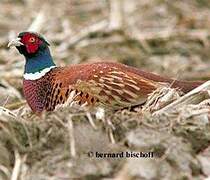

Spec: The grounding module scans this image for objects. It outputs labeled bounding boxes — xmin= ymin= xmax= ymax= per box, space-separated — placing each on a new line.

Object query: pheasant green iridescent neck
xmin=24 ymin=47 xmax=56 ymax=74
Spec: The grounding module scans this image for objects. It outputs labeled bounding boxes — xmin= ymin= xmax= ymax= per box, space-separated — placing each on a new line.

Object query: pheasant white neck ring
xmin=23 ymin=66 xmax=56 ymax=80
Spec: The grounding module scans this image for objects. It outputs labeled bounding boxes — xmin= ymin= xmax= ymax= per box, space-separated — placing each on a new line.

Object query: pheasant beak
xmin=8 ymin=38 xmax=24 ymax=48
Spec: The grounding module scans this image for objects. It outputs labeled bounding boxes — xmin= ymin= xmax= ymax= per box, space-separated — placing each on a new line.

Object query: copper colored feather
xmin=23 ymin=62 xmax=203 ymax=114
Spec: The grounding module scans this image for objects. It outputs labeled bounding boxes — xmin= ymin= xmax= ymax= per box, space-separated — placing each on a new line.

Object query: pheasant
xmin=8 ymin=31 xmax=203 ymax=114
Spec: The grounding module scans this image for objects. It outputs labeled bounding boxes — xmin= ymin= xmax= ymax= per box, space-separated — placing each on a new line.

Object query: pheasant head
xmin=8 ymin=32 xmax=49 ymax=56
xmin=8 ymin=32 xmax=56 ymax=80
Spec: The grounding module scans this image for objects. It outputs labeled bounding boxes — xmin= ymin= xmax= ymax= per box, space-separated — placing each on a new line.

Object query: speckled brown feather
xmin=23 ymin=62 xmax=204 ymax=114
xmin=52 ymin=63 xmax=159 ymax=108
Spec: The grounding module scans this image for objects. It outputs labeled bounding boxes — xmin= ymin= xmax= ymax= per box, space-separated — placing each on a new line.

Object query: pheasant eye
xmin=28 ymin=37 xmax=36 ymax=43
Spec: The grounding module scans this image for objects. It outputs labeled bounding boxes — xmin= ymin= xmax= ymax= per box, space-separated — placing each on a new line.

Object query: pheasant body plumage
xmin=8 ymin=32 xmax=204 ymax=114
xmin=23 ymin=63 xmax=159 ymax=113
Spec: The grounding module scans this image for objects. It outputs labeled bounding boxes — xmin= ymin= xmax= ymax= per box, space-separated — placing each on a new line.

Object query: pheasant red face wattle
xmin=20 ymin=33 xmax=42 ymax=54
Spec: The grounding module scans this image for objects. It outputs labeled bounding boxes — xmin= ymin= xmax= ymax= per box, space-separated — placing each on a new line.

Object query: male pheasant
xmin=8 ymin=32 xmax=203 ymax=114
